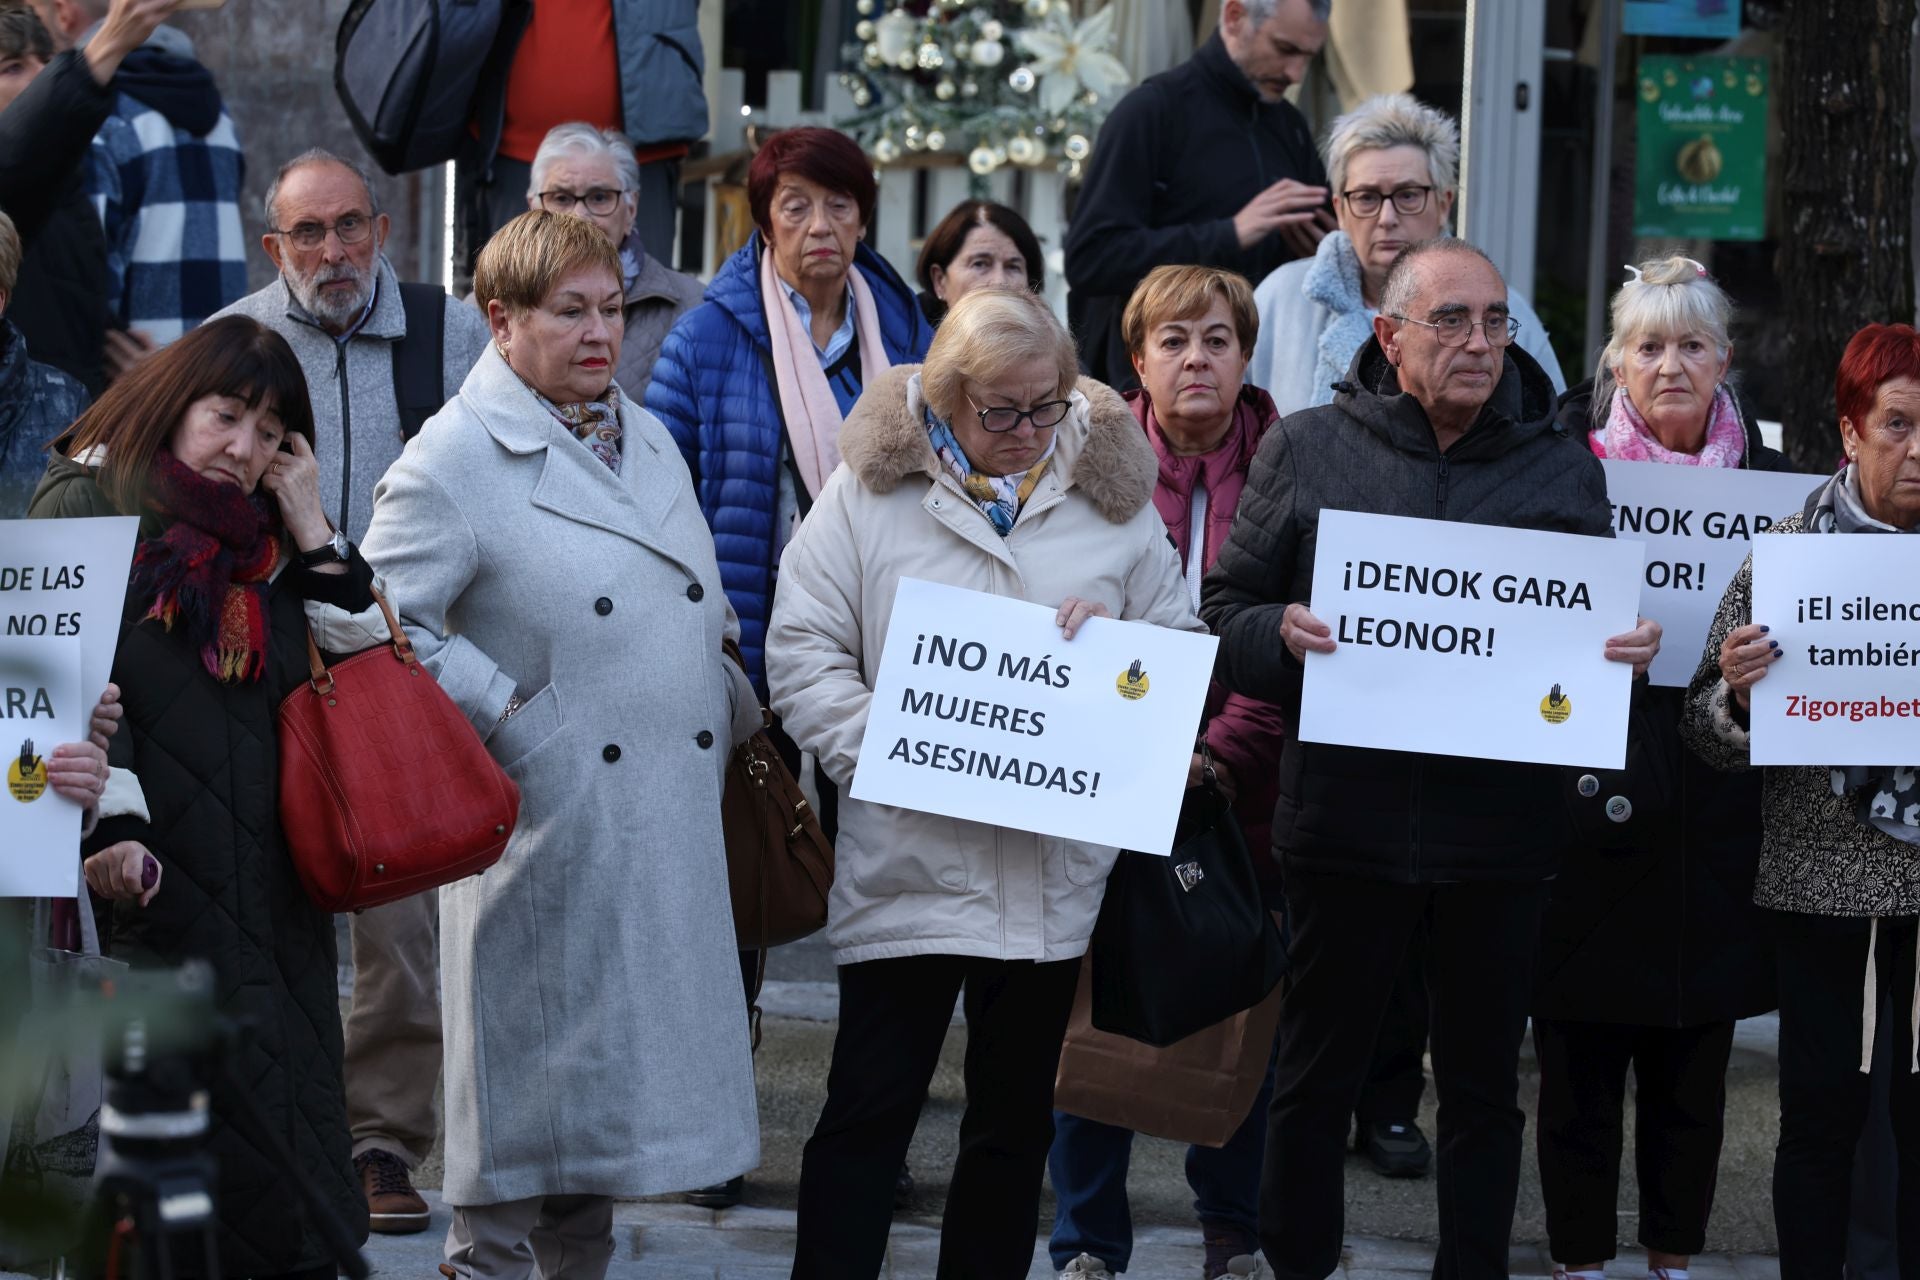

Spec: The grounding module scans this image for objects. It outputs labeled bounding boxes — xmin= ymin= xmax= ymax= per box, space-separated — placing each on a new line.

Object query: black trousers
xmin=1359 ymin=922 xmax=1430 ymax=1127
xmin=790 ymin=953 xmax=1080 ymax=1280
xmin=1533 ymin=1017 xmax=1736 ymax=1262
xmin=1772 ymin=911 xmax=1920 ymax=1280
xmin=1259 ymin=869 xmax=1547 ymax=1280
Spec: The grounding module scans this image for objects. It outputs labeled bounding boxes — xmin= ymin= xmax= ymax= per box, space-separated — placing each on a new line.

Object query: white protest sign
xmin=1299 ymin=510 xmax=1645 ymax=768
xmin=0 ymin=635 xmax=84 ymax=896
xmin=0 ymin=516 xmax=140 ymax=708
xmin=1602 ymin=460 xmax=1823 ymax=686
xmin=851 ymin=577 xmax=1219 ymax=855
xmin=1749 ymin=535 xmax=1920 ymax=766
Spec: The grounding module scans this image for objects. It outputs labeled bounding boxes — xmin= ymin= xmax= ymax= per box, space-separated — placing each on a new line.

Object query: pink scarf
xmin=760 ymin=246 xmax=892 ymax=497
xmin=1589 ymin=383 xmax=1746 ymax=468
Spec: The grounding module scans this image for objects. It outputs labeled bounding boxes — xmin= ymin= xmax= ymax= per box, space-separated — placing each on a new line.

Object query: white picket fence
xmin=699 ymin=68 xmax=1071 ymax=320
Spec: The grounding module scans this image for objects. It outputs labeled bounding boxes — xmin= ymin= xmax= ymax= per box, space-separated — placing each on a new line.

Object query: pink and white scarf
xmin=759 ymin=246 xmax=892 ymax=497
xmin=1589 ymin=383 xmax=1746 ymax=468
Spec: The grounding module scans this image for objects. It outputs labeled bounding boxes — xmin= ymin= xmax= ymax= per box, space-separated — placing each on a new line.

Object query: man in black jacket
xmin=1202 ymin=239 xmax=1662 ymax=1280
xmin=0 ymin=0 xmax=170 ymax=395
xmin=1064 ymin=0 xmax=1334 ymax=390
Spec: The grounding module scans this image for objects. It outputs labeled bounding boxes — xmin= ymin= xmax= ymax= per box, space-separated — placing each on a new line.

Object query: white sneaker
xmin=1061 ymin=1255 xmax=1116 ymax=1280
xmin=1225 ymin=1257 xmax=1266 ymax=1278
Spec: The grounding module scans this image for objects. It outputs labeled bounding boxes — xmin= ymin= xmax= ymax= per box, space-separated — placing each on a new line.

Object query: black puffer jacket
xmin=0 ymin=50 xmax=115 ymax=396
xmin=1201 ymin=338 xmax=1611 ymax=883
xmin=28 ymin=458 xmax=372 ymax=1275
xmin=1535 ymin=378 xmax=1784 ymax=1025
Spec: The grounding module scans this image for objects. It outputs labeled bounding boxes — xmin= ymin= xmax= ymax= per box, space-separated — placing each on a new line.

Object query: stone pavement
xmin=350 ymin=1192 xmax=1786 ymax=1280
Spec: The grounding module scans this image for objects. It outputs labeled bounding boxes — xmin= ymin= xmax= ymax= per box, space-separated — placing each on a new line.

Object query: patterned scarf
xmin=535 ymin=384 xmax=623 ymax=472
xmin=130 ymin=449 xmax=282 ymax=683
xmin=926 ymin=408 xmax=1054 ymax=537
xmin=1590 ymin=383 xmax=1747 ymax=469
xmin=1800 ymin=466 xmax=1920 ymax=847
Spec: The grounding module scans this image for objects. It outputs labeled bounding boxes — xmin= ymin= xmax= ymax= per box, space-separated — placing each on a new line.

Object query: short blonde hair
xmin=0 ymin=210 xmax=18 ymax=297
xmin=1121 ymin=265 xmax=1259 ymax=358
xmin=921 ymin=288 xmax=1079 ymax=424
xmin=473 ymin=210 xmax=622 ymax=315
xmin=1325 ymin=93 xmax=1460 ymax=198
xmin=1601 ymin=255 xmax=1733 ymax=370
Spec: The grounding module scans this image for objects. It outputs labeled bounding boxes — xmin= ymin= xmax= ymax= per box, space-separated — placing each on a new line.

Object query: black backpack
xmin=334 ymin=0 xmax=529 ymax=175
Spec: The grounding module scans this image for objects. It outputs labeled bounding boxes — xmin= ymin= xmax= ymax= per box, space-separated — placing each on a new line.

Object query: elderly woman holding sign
xmin=1683 ymin=322 xmax=1920 ymax=1275
xmin=1530 ymin=258 xmax=1791 ymax=1280
xmin=765 ymin=287 xmax=1198 ymax=1279
xmin=1202 ymin=238 xmax=1659 ymax=1280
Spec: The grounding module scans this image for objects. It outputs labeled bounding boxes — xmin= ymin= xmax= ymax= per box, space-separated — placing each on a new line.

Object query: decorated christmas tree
xmin=836 ymin=0 xmax=1130 ymax=182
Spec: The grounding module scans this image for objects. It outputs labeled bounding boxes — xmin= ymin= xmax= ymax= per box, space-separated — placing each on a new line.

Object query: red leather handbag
xmin=278 ymin=589 xmax=519 ymax=912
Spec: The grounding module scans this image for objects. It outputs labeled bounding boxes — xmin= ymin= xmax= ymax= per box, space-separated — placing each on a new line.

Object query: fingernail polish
xmin=141 ymin=856 xmax=157 ymax=890
xmin=1769 ymin=640 xmax=1779 ymax=650
xmin=1759 ymin=625 xmax=1770 ymax=633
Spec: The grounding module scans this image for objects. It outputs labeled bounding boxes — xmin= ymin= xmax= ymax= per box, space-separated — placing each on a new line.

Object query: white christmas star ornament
xmin=1017 ymin=4 xmax=1130 ymax=118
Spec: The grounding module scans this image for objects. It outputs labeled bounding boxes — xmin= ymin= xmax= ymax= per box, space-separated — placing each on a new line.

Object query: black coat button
xmin=595 ymin=597 xmax=613 ymax=615
xmin=686 ymin=583 xmax=704 ymax=602
xmin=602 ymin=744 xmax=621 ymax=763
xmin=695 ymin=730 xmax=714 ymax=749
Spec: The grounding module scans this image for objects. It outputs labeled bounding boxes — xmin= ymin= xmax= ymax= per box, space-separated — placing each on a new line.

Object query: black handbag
xmin=1089 ymin=747 xmax=1288 ymax=1047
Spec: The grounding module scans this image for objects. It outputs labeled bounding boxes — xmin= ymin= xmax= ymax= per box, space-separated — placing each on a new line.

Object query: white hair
xmin=529 ymin=123 xmax=640 ymax=202
xmin=1240 ymin=0 xmax=1334 ymax=25
xmin=1592 ymin=256 xmax=1735 ymax=427
xmin=1325 ymin=93 xmax=1460 ymax=198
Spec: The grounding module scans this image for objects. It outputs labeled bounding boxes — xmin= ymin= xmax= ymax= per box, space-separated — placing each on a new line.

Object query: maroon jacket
xmin=1129 ymin=384 xmax=1289 ymax=878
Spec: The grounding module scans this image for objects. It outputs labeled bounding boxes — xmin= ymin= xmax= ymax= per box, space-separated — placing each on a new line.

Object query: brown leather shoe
xmin=354 ymin=1148 xmax=430 ymax=1234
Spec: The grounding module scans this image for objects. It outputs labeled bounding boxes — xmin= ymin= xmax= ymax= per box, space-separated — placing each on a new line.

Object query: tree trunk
xmin=1776 ymin=0 xmax=1916 ymax=470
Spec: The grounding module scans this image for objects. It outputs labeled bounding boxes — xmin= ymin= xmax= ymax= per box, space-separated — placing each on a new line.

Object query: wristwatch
xmin=297 ymin=528 xmax=350 ymax=568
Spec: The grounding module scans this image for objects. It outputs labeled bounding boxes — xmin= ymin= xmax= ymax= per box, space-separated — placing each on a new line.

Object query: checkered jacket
xmin=88 ymin=93 xmax=247 ymax=344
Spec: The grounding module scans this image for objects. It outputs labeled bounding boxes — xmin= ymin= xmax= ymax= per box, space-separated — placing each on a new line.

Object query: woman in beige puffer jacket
xmin=767 ymin=288 xmax=1200 ymax=1279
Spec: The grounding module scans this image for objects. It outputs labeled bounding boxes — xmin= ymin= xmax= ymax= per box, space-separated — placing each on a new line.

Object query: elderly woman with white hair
xmin=1532 ymin=257 xmax=1790 ymax=1280
xmin=1250 ymin=92 xmax=1565 ymax=418
xmin=767 ymin=287 xmax=1201 ymax=1279
xmin=523 ymin=122 xmax=703 ymax=399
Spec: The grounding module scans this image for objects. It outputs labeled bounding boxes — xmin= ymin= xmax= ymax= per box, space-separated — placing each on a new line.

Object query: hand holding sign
xmin=1605 ymin=616 xmax=1665 ymax=678
xmin=1282 ymin=603 xmax=1336 ymax=660
xmin=1719 ymin=622 xmax=1781 ymax=709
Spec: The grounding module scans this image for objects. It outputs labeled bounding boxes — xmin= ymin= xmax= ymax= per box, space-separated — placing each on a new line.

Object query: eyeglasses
xmin=270 ymin=214 xmax=373 ymax=250
xmin=1388 ymin=312 xmax=1522 ymax=348
xmin=969 ymin=397 xmax=1071 ymax=434
xmin=1340 ymin=185 xmax=1434 ymax=218
xmin=536 ymin=188 xmax=627 ymax=216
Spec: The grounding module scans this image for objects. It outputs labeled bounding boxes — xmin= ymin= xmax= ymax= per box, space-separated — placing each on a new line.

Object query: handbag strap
xmin=303 ymin=585 xmax=414 ymax=695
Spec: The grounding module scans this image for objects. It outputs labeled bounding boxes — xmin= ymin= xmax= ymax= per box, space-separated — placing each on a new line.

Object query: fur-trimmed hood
xmin=837 ymin=364 xmax=1160 ymax=524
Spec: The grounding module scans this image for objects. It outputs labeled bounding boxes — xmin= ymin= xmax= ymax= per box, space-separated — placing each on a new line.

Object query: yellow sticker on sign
xmin=1539 ymin=685 xmax=1573 ymax=725
xmin=1115 ymin=659 xmax=1150 ymax=701
xmin=8 ymin=739 xmax=48 ymax=803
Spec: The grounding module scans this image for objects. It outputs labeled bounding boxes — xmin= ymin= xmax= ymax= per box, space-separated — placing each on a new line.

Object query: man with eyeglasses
xmin=211 ymin=146 xmax=489 ymax=1238
xmin=1203 ymin=238 xmax=1661 ymax=1280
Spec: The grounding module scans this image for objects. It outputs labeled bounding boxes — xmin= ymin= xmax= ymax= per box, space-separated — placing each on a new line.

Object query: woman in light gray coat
xmin=360 ymin=212 xmax=762 ymax=1280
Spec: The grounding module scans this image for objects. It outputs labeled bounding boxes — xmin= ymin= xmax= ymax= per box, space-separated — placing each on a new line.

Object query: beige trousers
xmin=344 ymin=888 xmax=442 ymax=1165
xmin=443 ymin=1195 xmax=615 ymax=1280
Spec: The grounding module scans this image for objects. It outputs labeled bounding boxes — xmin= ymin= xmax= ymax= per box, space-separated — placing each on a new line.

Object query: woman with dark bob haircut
xmin=915 ymin=198 xmax=1045 ymax=325
xmin=27 ymin=314 xmax=380 ymax=1277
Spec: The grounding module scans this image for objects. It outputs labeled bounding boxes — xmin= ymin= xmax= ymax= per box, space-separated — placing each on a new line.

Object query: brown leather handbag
xmin=279 ymin=588 xmax=520 ymax=912
xmin=721 ymin=640 xmax=833 ymax=978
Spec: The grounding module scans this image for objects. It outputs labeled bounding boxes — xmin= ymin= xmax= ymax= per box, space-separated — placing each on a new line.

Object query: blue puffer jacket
xmin=646 ymin=233 xmax=933 ymax=692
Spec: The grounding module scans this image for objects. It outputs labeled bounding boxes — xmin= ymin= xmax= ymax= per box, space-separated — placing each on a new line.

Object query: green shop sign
xmin=1633 ymin=56 xmax=1768 ymax=241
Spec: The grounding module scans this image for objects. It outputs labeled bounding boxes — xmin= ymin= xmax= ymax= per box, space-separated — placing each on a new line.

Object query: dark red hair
xmin=747 ymin=126 xmax=877 ymax=234
xmin=1836 ymin=323 xmax=1920 ymax=426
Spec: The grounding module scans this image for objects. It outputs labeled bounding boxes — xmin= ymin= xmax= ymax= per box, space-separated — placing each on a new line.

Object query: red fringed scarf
xmin=130 ymin=449 xmax=283 ymax=683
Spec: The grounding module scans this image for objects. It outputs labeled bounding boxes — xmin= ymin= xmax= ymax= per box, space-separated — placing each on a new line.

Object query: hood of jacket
xmin=109 ymin=26 xmax=224 ymax=136
xmin=839 ymin=364 xmax=1158 ymax=525
xmin=1332 ymin=334 xmax=1563 ymax=461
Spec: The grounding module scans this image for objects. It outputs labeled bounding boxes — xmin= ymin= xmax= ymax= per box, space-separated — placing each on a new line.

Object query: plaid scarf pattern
xmin=130 ymin=449 xmax=282 ymax=682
